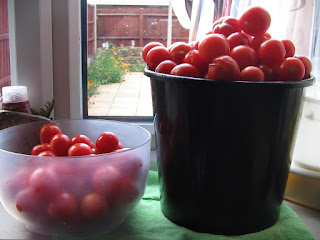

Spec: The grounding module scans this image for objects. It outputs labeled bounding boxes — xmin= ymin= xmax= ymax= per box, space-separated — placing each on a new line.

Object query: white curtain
xmin=187 ymin=0 xmax=315 ymax=57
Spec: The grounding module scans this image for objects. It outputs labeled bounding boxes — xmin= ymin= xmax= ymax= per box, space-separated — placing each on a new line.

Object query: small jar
xmin=1 ymin=86 xmax=32 ymax=114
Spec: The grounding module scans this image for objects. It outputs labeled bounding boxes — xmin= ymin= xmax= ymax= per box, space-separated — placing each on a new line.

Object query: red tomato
xmin=259 ymin=39 xmax=286 ymax=68
xmin=218 ymin=23 xmax=237 ymax=37
xmin=189 ymin=40 xmax=199 ymax=50
xmin=281 ymin=39 xmax=295 ymax=58
xmin=70 ymin=134 xmax=93 ymax=147
xmin=47 ymin=160 xmax=75 ymax=192
xmin=115 ymin=154 xmax=143 ymax=181
xmin=207 ymin=55 xmax=240 ymax=81
xmin=68 ymin=143 xmax=93 ymax=156
xmin=240 ymin=66 xmax=265 ymax=82
xmin=239 ymin=6 xmax=271 ymax=36
xmin=170 ymin=63 xmax=200 ymax=78
xmin=277 ymin=57 xmax=305 ymax=81
xmin=50 ymin=133 xmax=71 ymax=156
xmin=39 ymin=123 xmax=62 ymax=144
xmin=96 ymin=131 xmax=119 ymax=154
xmin=229 ymin=45 xmax=257 ymax=70
xmin=29 ymin=167 xmax=61 ymax=199
xmin=227 ymin=32 xmax=250 ymax=49
xmin=223 ymin=17 xmax=242 ymax=32
xmin=296 ymin=56 xmax=312 ymax=79
xmin=92 ymin=166 xmax=139 ymax=207
xmin=183 ymin=49 xmax=210 ymax=77
xmin=146 ymin=46 xmax=170 ymax=71
xmin=48 ymin=192 xmax=78 ymax=219
xmin=80 ymin=192 xmax=107 ymax=220
xmin=169 ymin=42 xmax=192 ymax=64
xmin=213 ymin=17 xmax=241 ymax=37
xmin=142 ymin=42 xmax=164 ymax=62
xmin=250 ymin=35 xmax=268 ymax=53
xmin=5 ymin=168 xmax=33 ymax=196
xmin=31 ymin=143 xmax=51 ymax=155
xmin=264 ymin=32 xmax=272 ymax=39
xmin=155 ymin=60 xmax=177 ymax=74
xmin=117 ymin=142 xmax=124 ymax=149
xmin=38 ymin=150 xmax=56 ymax=157
xmin=198 ymin=33 xmax=230 ymax=62
xmin=15 ymin=187 xmax=47 ymax=220
xmin=258 ymin=64 xmax=276 ymax=81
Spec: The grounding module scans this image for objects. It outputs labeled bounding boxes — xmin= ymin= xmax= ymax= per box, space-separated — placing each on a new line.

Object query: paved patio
xmin=88 ymin=72 xmax=153 ymax=116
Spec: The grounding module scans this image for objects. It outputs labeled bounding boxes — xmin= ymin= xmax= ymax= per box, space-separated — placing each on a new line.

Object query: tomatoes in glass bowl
xmin=0 ymin=119 xmax=151 ymax=236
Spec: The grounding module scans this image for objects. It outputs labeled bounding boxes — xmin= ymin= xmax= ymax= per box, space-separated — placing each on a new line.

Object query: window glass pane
xmin=84 ymin=1 xmax=189 ymax=120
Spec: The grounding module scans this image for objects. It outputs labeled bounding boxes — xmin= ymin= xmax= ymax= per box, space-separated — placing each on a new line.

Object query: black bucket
xmin=144 ymin=67 xmax=315 ymax=235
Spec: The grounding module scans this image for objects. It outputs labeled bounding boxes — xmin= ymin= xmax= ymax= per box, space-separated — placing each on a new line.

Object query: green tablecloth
xmin=55 ymin=170 xmax=314 ymax=240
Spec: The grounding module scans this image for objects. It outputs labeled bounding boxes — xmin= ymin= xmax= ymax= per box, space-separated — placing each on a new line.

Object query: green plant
xmin=87 ymin=44 xmax=130 ymax=98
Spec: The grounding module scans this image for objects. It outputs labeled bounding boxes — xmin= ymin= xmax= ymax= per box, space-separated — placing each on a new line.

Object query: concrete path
xmin=88 ymin=72 xmax=153 ymax=116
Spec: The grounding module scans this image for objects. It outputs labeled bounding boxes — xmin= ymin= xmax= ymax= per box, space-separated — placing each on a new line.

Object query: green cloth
xmin=55 ymin=170 xmax=314 ymax=240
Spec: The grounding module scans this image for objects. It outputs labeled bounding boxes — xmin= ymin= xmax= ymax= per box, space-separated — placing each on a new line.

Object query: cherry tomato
xmin=70 ymin=134 xmax=93 ymax=147
xmin=39 ymin=123 xmax=62 ymax=144
xmin=239 ymin=6 xmax=271 ymax=36
xmin=68 ymin=143 xmax=93 ymax=156
xmin=207 ymin=55 xmax=240 ymax=81
xmin=15 ymin=187 xmax=47 ymax=221
xmin=189 ymin=40 xmax=199 ymax=50
xmin=50 ymin=133 xmax=71 ymax=156
xmin=170 ymin=63 xmax=200 ymax=78
xmin=296 ymin=56 xmax=312 ymax=79
xmin=48 ymin=192 xmax=78 ymax=219
xmin=31 ymin=143 xmax=51 ymax=155
xmin=277 ymin=57 xmax=305 ymax=81
xmin=115 ymin=153 xmax=143 ymax=181
xmin=142 ymin=42 xmax=164 ymax=62
xmin=169 ymin=42 xmax=192 ymax=64
xmin=47 ymin=160 xmax=75 ymax=192
xmin=259 ymin=39 xmax=286 ymax=68
xmin=146 ymin=46 xmax=170 ymax=71
xmin=38 ymin=150 xmax=56 ymax=157
xmin=29 ymin=167 xmax=61 ymax=199
xmin=155 ymin=60 xmax=177 ymax=74
xmin=227 ymin=32 xmax=250 ymax=49
xmin=229 ymin=45 xmax=257 ymax=70
xmin=117 ymin=142 xmax=124 ymax=149
xmin=240 ymin=66 xmax=265 ymax=82
xmin=218 ymin=23 xmax=237 ymax=37
xmin=258 ymin=64 xmax=276 ymax=81
xmin=92 ymin=166 xmax=139 ymax=207
xmin=223 ymin=17 xmax=242 ymax=32
xmin=198 ymin=33 xmax=230 ymax=62
xmin=80 ymin=192 xmax=107 ymax=220
xmin=264 ymin=32 xmax=272 ymax=39
xmin=96 ymin=131 xmax=119 ymax=154
xmin=281 ymin=39 xmax=295 ymax=58
xmin=5 ymin=168 xmax=33 ymax=196
xmin=250 ymin=35 xmax=268 ymax=53
xmin=183 ymin=49 xmax=210 ymax=77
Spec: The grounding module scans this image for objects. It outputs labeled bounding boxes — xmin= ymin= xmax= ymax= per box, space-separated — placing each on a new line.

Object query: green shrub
xmin=87 ymin=44 xmax=130 ymax=98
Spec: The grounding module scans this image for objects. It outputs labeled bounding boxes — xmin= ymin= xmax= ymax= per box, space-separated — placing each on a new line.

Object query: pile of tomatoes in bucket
xmin=143 ymin=6 xmax=312 ymax=82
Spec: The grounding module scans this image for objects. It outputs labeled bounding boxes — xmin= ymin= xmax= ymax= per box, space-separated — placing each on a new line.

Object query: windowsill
xmin=0 ymin=151 xmax=319 ymax=239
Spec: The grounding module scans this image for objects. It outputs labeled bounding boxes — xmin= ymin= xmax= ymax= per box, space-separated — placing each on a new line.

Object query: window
xmin=83 ymin=0 xmax=190 ymax=122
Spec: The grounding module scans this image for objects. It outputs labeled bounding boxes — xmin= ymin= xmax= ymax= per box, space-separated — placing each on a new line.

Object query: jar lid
xmin=1 ymin=86 xmax=29 ymax=103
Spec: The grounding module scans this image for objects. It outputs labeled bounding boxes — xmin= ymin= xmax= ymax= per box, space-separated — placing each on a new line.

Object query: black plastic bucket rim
xmin=144 ymin=67 xmax=316 ymax=88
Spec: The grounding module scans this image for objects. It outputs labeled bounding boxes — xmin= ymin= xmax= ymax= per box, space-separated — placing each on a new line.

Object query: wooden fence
xmin=0 ymin=0 xmax=11 ymax=90
xmin=95 ymin=5 xmax=189 ymax=48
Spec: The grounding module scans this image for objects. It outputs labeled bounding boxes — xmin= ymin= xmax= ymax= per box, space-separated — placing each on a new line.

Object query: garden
xmin=87 ymin=44 xmax=146 ymax=98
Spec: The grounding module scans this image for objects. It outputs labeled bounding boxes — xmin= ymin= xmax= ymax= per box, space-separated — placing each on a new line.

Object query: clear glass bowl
xmin=0 ymin=119 xmax=151 ymax=236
